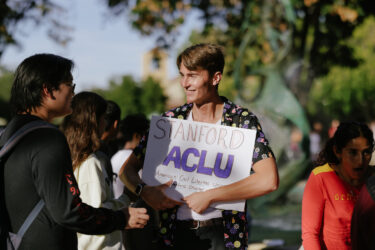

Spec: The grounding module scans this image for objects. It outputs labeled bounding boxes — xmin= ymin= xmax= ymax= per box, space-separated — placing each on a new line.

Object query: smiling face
xmin=179 ymin=63 xmax=220 ymax=105
xmin=334 ymin=136 xmax=372 ymax=186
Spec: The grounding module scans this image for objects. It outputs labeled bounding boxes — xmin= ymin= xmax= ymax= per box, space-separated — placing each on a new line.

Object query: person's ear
xmin=212 ymin=72 xmax=222 ymax=86
xmin=42 ymin=85 xmax=56 ymax=100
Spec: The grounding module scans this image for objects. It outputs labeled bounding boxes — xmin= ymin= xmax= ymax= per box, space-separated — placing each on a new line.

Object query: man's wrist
xmin=116 ymin=209 xmax=128 ymax=230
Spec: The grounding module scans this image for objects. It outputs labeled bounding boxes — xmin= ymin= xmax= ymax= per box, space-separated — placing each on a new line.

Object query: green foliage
xmin=308 ymin=17 xmax=375 ymax=122
xmin=93 ymin=75 xmax=166 ymax=118
xmin=102 ymin=0 xmax=375 ymax=206
xmin=0 ymin=66 xmax=13 ymax=120
xmin=0 ymin=66 xmax=12 ymax=100
xmin=105 ymin=0 xmax=375 ymax=111
xmin=0 ymin=0 xmax=72 ymax=57
xmin=218 ymin=77 xmax=236 ymax=101
xmin=140 ymin=77 xmax=167 ymax=116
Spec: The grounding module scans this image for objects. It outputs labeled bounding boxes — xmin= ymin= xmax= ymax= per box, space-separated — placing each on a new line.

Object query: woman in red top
xmin=302 ymin=122 xmax=374 ymax=250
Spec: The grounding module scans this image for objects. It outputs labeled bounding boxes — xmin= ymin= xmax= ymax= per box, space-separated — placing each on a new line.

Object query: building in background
xmin=142 ymin=48 xmax=185 ymax=109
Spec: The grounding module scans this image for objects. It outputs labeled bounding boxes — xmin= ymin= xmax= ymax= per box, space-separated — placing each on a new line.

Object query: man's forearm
xmin=119 ymin=153 xmax=143 ymax=194
xmin=206 ymin=157 xmax=278 ymax=202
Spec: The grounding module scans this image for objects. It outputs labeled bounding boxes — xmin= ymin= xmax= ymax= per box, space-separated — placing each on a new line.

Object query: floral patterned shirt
xmin=134 ymin=97 xmax=274 ymax=249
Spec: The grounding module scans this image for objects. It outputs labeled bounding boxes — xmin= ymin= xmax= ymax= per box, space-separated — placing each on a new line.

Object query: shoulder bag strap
xmin=0 ymin=120 xmax=56 ymax=158
xmin=1 ymin=120 xmax=55 ymax=239
xmin=16 ymin=200 xmax=44 ymax=237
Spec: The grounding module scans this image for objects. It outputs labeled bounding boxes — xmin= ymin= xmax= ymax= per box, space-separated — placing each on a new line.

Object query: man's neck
xmin=28 ymin=106 xmax=53 ymax=122
xmin=191 ymin=96 xmax=224 ymax=124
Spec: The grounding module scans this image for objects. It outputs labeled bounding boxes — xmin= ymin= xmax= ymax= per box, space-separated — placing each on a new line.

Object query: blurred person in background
xmin=111 ymin=114 xmax=149 ymax=199
xmin=328 ymin=119 xmax=339 ymax=138
xmin=111 ymin=114 xmax=151 ymax=250
xmin=309 ymin=122 xmax=322 ymax=162
xmin=302 ymin=121 xmax=374 ymax=250
xmin=98 ymin=100 xmax=122 ymax=186
xmin=100 ymin=100 xmax=121 ymax=158
xmin=351 ymin=174 xmax=375 ymax=250
xmin=62 ymin=91 xmax=147 ymax=250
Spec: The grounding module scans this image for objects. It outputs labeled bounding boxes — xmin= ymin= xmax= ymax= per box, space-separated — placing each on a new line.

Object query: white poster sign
xmin=142 ymin=116 xmax=256 ymax=211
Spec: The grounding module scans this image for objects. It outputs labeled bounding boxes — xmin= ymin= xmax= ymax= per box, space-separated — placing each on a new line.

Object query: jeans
xmin=160 ymin=220 xmax=225 ymax=250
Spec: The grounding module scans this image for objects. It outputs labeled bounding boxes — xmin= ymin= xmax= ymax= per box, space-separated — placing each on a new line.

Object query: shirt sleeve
xmin=301 ymin=172 xmax=325 ymax=250
xmin=239 ymin=111 xmax=275 ymax=164
xmin=31 ymin=129 xmax=126 ymax=235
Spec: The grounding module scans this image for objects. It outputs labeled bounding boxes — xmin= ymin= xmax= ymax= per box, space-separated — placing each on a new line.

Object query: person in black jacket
xmin=351 ymin=175 xmax=375 ymax=250
xmin=0 ymin=53 xmax=149 ymax=250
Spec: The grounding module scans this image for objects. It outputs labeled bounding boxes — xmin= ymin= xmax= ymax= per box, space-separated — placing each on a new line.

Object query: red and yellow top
xmin=302 ymin=163 xmax=361 ymax=250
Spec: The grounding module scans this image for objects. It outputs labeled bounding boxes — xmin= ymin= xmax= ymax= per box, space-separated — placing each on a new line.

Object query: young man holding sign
xmin=120 ymin=43 xmax=279 ymax=249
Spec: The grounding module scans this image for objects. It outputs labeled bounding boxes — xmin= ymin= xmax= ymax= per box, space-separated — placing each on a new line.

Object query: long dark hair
xmin=62 ymin=91 xmax=107 ymax=170
xmin=315 ymin=121 xmax=374 ymax=166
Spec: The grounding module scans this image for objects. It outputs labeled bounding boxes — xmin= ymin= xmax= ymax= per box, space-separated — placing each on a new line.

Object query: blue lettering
xmin=181 ymin=148 xmax=199 ymax=172
xmin=163 ymin=147 xmax=234 ymax=178
xmin=214 ymin=154 xmax=234 ymax=178
xmin=197 ymin=150 xmax=213 ymax=175
xmin=162 ymin=146 xmax=181 ymax=169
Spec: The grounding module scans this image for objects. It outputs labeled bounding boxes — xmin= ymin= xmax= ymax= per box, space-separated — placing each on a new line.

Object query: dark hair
xmin=315 ymin=121 xmax=374 ymax=166
xmin=10 ymin=53 xmax=74 ymax=114
xmin=177 ymin=43 xmax=225 ymax=76
xmin=104 ymin=100 xmax=121 ymax=131
xmin=119 ymin=114 xmax=149 ymax=144
xmin=62 ymin=91 xmax=107 ymax=169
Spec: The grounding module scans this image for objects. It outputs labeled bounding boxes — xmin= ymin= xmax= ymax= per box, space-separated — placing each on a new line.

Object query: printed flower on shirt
xmin=234 ymin=241 xmax=241 ymax=248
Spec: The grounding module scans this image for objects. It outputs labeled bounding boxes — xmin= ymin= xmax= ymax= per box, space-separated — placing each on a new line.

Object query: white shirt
xmin=176 ymin=111 xmax=222 ymax=221
xmin=74 ymin=154 xmax=130 ymax=250
xmin=111 ymin=149 xmax=132 ymax=198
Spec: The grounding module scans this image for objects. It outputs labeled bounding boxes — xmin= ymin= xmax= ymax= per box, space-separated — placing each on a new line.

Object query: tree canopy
xmin=308 ymin=17 xmax=375 ymax=122
xmin=0 ymin=0 xmax=71 ymax=58
xmin=93 ymin=75 xmax=167 ymax=118
xmin=105 ymin=0 xmax=375 ymax=108
xmin=103 ymin=0 xmax=375 ymax=208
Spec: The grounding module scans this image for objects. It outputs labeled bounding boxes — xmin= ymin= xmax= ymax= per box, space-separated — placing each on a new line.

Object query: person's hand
xmin=183 ymin=191 xmax=212 ymax=214
xmin=142 ymin=180 xmax=183 ymax=210
xmin=123 ymin=207 xmax=150 ymax=229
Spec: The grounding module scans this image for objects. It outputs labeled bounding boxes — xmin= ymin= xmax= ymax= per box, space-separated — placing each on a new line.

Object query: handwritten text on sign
xmin=142 ymin=116 xmax=256 ymax=211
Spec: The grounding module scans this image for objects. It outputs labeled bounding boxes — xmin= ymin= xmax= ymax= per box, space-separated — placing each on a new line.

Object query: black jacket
xmin=0 ymin=115 xmax=125 ymax=250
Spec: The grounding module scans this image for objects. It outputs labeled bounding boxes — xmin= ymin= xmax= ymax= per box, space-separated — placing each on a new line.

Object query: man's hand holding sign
xmin=142 ymin=116 xmax=257 ymax=212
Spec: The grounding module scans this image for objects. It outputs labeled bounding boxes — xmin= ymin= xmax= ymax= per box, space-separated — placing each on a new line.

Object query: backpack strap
xmin=1 ymin=120 xmax=57 ymax=249
xmin=0 ymin=120 xmax=56 ymax=158
xmin=16 ymin=200 xmax=44 ymax=238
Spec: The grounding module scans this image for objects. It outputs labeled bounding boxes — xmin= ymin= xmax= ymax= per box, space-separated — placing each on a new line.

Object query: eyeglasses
xmin=62 ymin=82 xmax=76 ymax=92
